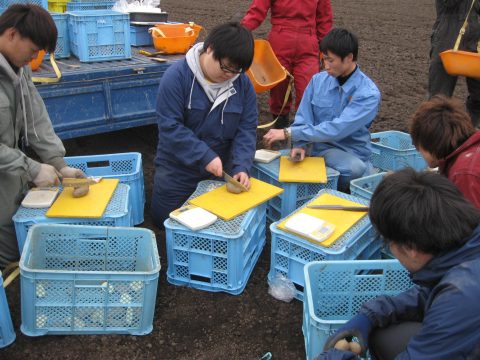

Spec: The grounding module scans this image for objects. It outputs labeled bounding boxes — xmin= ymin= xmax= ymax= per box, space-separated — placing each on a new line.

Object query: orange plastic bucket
xmin=440 ymin=50 xmax=480 ymax=79
xmin=151 ymin=23 xmax=202 ymax=54
xmin=29 ymin=50 xmax=46 ymax=71
xmin=246 ymin=39 xmax=287 ymax=93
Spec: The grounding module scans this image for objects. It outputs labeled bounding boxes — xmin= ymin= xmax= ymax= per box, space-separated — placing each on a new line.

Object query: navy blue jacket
xmin=319 ymin=225 xmax=480 ymax=359
xmin=154 ymin=59 xmax=258 ymax=193
xmin=360 ymin=226 xmax=480 ymax=359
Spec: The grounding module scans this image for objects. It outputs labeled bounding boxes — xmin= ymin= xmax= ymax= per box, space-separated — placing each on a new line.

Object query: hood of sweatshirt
xmin=0 ymin=53 xmax=38 ymax=144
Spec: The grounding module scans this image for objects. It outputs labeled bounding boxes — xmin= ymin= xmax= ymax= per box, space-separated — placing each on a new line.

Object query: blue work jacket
xmin=291 ymin=67 xmax=380 ymax=162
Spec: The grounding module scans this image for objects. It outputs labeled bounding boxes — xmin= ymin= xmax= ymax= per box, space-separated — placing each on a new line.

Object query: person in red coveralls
xmin=240 ymin=0 xmax=333 ymax=129
xmin=410 ymin=95 xmax=480 ymax=208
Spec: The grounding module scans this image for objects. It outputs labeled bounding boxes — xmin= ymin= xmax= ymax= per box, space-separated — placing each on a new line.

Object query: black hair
xmin=320 ymin=28 xmax=358 ymax=61
xmin=369 ymin=168 xmax=480 ymax=255
xmin=203 ymin=21 xmax=254 ymax=71
xmin=0 ymin=4 xmax=57 ymax=53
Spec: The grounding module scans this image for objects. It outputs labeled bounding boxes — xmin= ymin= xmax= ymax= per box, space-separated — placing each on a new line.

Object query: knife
xmin=307 ymin=204 xmax=369 ymax=211
xmin=222 ymin=171 xmax=249 ymax=192
xmin=61 ymin=177 xmax=102 ymax=187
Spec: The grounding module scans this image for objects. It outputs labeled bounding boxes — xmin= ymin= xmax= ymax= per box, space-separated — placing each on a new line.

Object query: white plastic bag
xmin=268 ymin=273 xmax=296 ymax=303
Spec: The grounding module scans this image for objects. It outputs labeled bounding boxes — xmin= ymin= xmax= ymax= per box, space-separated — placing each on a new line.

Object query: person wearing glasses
xmin=263 ymin=28 xmax=381 ymax=192
xmin=151 ymin=22 xmax=257 ymax=228
xmin=0 ymin=4 xmax=85 ymax=270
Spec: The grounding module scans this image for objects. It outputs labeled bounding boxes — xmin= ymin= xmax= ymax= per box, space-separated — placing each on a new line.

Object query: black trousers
xmin=369 ymin=322 xmax=422 ymax=360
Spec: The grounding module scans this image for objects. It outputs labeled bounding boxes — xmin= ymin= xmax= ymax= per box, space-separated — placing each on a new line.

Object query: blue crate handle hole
xmin=86 ymin=160 xmax=110 ymax=168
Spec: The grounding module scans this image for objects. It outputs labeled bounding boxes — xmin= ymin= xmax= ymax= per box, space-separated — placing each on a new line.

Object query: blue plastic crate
xmin=164 ymin=180 xmax=267 ymax=295
xmin=3 ymin=0 xmax=48 ymax=9
xmin=268 ymin=189 xmax=380 ymax=301
xmin=65 ymin=152 xmax=145 ymax=225
xmin=45 ymin=12 xmax=70 ymax=59
xmin=19 ymin=224 xmax=160 ymax=336
xmin=0 ymin=274 xmax=15 ymax=348
xmin=251 ymin=154 xmax=340 ymax=223
xmin=370 ymin=131 xmax=427 ymax=171
xmin=130 ymin=25 xmax=153 ymax=46
xmin=66 ymin=1 xmax=113 ymax=10
xmin=303 ymin=260 xmax=413 ymax=360
xmin=13 ymin=183 xmax=131 ymax=253
xmin=350 ymin=172 xmax=388 ymax=200
xmin=67 ymin=10 xmax=131 ymax=62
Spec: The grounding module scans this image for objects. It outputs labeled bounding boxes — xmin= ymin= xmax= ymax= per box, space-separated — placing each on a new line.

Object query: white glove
xmin=33 ymin=164 xmax=61 ymax=187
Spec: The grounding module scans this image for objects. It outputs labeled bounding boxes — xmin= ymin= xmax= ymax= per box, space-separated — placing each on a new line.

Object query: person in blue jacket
xmin=151 ymin=22 xmax=257 ymax=228
xmin=316 ymin=168 xmax=480 ymax=360
xmin=263 ymin=28 xmax=381 ymax=192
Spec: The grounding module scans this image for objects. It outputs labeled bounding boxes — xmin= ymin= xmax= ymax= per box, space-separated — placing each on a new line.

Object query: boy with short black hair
xmin=410 ymin=94 xmax=480 ymax=208
xmin=0 ymin=4 xmax=84 ymax=269
xmin=151 ymin=22 xmax=258 ymax=227
xmin=317 ymin=168 xmax=480 ymax=359
xmin=263 ymin=28 xmax=381 ymax=192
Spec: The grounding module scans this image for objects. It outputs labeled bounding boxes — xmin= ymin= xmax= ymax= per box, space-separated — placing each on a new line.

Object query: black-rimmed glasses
xmin=219 ymin=58 xmax=243 ymax=74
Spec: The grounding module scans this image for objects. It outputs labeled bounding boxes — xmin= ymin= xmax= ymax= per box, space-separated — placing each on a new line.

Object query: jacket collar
xmin=412 ymin=225 xmax=480 ymax=287
xmin=325 ymin=65 xmax=361 ymax=93
xmin=439 ymin=131 xmax=480 ymax=173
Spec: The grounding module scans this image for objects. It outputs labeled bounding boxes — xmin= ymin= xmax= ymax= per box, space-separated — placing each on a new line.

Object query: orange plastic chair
xmin=150 ymin=22 xmax=202 ymax=54
xmin=29 ymin=50 xmax=46 ymax=71
xmin=246 ymin=39 xmax=287 ymax=93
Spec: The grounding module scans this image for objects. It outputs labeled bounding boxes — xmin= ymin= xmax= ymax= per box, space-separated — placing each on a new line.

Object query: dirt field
xmin=1 ymin=0 xmax=469 ymax=359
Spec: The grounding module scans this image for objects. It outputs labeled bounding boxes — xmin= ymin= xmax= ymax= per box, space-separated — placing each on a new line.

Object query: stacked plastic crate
xmin=164 ymin=181 xmax=268 ymax=295
xmin=302 ymin=260 xmax=413 ymax=360
xmin=65 ymin=152 xmax=145 ymax=225
xmin=268 ymin=189 xmax=381 ymax=301
xmin=370 ymin=130 xmax=427 ymax=172
xmin=13 ymin=152 xmax=146 ymax=253
xmin=350 ymin=130 xmax=428 ymax=258
xmin=251 ymin=153 xmax=340 ymax=223
xmin=0 ymin=272 xmax=15 ymax=348
xmin=67 ymin=9 xmax=131 ymax=62
xmin=20 ymin=224 xmax=161 ymax=335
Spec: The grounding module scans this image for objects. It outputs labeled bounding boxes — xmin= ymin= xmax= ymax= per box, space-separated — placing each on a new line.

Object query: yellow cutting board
xmin=278 ymin=156 xmax=327 ymax=183
xmin=189 ymin=178 xmax=284 ymax=221
xmin=277 ymin=193 xmax=367 ymax=247
xmin=46 ymin=179 xmax=119 ymax=218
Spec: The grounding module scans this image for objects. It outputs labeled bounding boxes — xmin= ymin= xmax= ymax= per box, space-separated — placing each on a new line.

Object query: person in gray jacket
xmin=429 ymin=0 xmax=480 ymax=126
xmin=0 ymin=4 xmax=84 ymax=269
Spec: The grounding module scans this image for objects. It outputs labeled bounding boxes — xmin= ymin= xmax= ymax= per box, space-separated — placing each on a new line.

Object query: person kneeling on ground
xmin=263 ymin=28 xmax=381 ymax=192
xmin=151 ymin=22 xmax=257 ymax=228
xmin=0 ymin=4 xmax=85 ymax=270
xmin=315 ymin=168 xmax=480 ymax=360
xmin=410 ymin=94 xmax=480 ymax=208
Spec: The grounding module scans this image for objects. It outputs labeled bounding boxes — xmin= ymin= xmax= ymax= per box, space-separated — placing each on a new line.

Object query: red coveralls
xmin=241 ymin=0 xmax=333 ymax=117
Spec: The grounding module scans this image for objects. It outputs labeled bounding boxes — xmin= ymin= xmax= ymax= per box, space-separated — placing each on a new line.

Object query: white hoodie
xmin=185 ymin=43 xmax=239 ymax=124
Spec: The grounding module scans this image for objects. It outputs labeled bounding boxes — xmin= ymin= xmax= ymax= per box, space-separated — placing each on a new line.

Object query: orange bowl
xmin=29 ymin=50 xmax=46 ymax=71
xmin=440 ymin=50 xmax=480 ymax=79
xmin=151 ymin=23 xmax=202 ymax=54
xmin=246 ymin=39 xmax=287 ymax=93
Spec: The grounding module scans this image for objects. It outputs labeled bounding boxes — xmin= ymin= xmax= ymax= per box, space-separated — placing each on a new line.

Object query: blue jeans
xmin=316 ymin=147 xmax=373 ymax=192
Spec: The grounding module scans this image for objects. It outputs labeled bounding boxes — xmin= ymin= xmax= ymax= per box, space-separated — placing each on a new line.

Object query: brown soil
xmin=1 ymin=0 xmax=469 ymax=359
